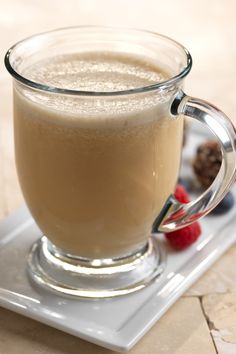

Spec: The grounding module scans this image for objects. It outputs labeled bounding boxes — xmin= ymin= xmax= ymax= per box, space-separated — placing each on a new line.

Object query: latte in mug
xmin=14 ymin=52 xmax=183 ymax=259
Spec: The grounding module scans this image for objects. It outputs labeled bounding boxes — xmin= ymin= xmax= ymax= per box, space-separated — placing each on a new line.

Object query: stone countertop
xmin=0 ymin=1 xmax=236 ymax=353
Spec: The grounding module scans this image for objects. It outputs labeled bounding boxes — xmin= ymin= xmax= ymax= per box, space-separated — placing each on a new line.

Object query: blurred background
xmin=1 ymin=0 xmax=235 ymax=218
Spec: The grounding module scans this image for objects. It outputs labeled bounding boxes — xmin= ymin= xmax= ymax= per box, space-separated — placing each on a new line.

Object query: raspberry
xmin=174 ymin=184 xmax=190 ymax=204
xmin=164 ymin=185 xmax=201 ymax=250
xmin=165 ymin=222 xmax=201 ymax=250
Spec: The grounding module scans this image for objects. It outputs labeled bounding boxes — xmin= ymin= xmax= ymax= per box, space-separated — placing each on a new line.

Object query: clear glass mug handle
xmin=155 ymin=91 xmax=236 ymax=233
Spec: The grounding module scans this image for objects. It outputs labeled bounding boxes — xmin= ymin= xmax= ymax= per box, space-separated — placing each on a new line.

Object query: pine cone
xmin=192 ymin=140 xmax=222 ymax=189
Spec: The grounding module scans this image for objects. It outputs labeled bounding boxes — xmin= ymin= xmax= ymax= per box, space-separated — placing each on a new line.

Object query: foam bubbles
xmin=18 ymin=52 xmax=172 ymax=128
xmin=24 ymin=52 xmax=168 ymax=92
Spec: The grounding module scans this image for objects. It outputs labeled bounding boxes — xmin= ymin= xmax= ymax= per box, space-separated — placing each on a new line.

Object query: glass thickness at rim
xmin=4 ymin=26 xmax=192 ymax=96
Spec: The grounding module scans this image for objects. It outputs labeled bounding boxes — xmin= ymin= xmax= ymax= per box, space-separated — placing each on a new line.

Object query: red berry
xmin=174 ymin=184 xmax=190 ymax=204
xmin=165 ymin=222 xmax=201 ymax=250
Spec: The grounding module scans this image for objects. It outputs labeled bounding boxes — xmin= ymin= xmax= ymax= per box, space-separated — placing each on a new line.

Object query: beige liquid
xmin=14 ymin=53 xmax=183 ymax=258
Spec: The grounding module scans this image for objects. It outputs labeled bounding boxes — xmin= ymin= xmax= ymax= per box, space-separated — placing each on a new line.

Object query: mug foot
xmin=27 ymin=236 xmax=166 ymax=298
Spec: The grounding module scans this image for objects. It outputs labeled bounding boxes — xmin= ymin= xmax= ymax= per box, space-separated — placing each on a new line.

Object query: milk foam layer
xmin=24 ymin=52 xmax=168 ymax=91
xmin=20 ymin=53 xmax=172 ymax=128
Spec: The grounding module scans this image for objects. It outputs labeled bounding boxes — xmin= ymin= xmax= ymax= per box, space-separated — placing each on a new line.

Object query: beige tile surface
xmin=202 ymin=293 xmax=236 ymax=353
xmin=186 ymin=243 xmax=236 ymax=296
xmin=1 ymin=0 xmax=236 ymax=353
xmin=0 ymin=298 xmax=216 ymax=354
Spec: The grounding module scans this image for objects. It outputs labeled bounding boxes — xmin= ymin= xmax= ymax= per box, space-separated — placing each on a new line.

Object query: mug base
xmin=27 ymin=236 xmax=166 ymax=298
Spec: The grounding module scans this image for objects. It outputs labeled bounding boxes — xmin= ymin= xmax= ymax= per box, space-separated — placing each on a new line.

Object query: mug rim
xmin=4 ymin=25 xmax=192 ymax=96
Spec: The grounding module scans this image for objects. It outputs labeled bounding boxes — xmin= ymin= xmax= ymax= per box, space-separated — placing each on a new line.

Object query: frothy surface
xmin=24 ymin=52 xmax=169 ymax=91
xmin=18 ymin=53 xmax=171 ymax=125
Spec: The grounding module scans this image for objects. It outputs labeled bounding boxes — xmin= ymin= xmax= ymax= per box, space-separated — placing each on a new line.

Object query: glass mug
xmin=5 ymin=27 xmax=236 ymax=298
